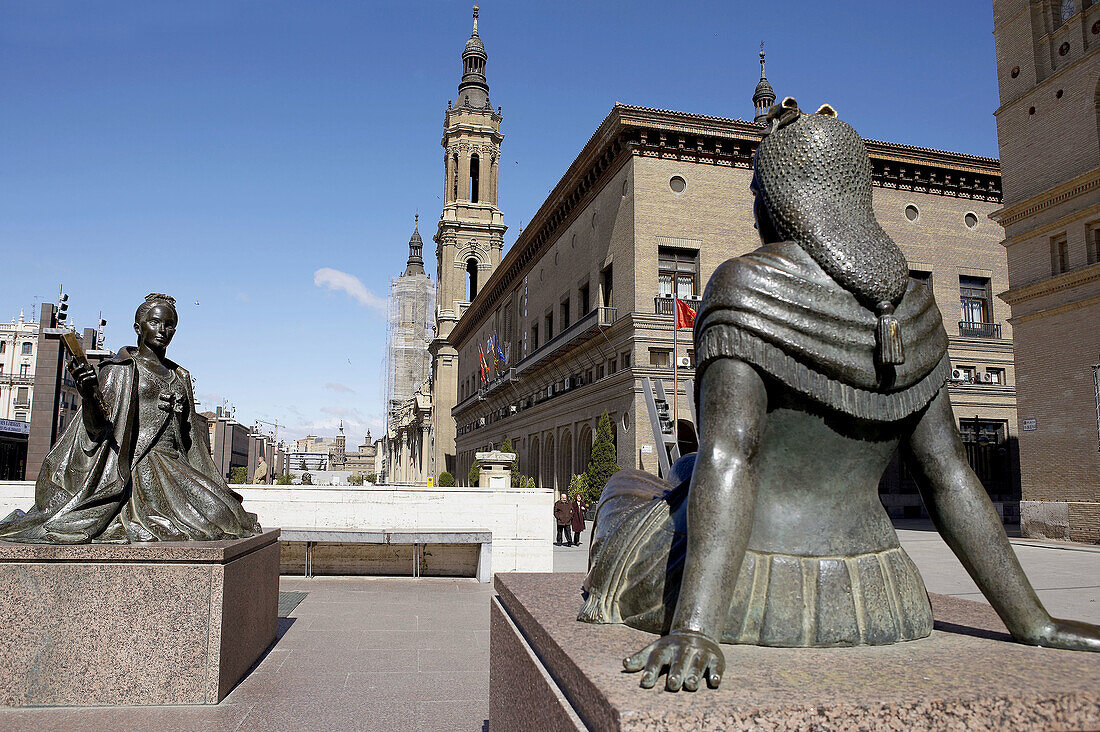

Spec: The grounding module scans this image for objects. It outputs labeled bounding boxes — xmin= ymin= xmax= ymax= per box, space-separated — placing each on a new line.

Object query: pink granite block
xmin=0 ymin=530 xmax=280 ymax=707
xmin=491 ymin=572 xmax=1100 ymax=731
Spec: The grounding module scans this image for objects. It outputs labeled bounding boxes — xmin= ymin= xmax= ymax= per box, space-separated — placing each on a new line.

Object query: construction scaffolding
xmin=384 ymin=268 xmax=435 ymax=419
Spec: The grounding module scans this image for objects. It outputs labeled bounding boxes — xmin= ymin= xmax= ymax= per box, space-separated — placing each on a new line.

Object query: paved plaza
xmin=1 ymin=522 xmax=1097 ymax=731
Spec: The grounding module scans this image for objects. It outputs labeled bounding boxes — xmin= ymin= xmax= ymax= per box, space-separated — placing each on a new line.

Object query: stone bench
xmin=279 ymin=528 xmax=492 ymax=582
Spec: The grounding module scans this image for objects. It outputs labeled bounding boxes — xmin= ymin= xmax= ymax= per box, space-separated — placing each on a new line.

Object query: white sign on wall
xmin=1022 ymin=418 xmax=1037 ymax=431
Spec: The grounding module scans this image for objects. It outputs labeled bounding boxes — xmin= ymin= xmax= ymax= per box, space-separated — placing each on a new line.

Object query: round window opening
xmin=554 ymin=251 xmax=559 ymax=266
xmin=1058 ymin=42 xmax=1069 ymax=56
xmin=591 ymin=212 xmax=598 ymax=230
xmin=571 ymin=234 xmax=577 ymax=249
xmin=1093 ymin=20 xmax=1100 ymax=35
xmin=669 ymin=176 xmax=687 ymax=193
xmin=1056 ymin=89 xmax=1063 ymax=99
xmin=904 ymin=205 xmax=919 ymax=222
xmin=1010 ymin=66 xmax=1019 ymax=78
xmin=621 ymin=180 xmax=629 ymax=198
xmin=1029 ymin=106 xmax=1036 ymax=115
xmin=622 ymin=411 xmax=630 ymax=429
xmin=964 ymin=212 xmax=978 ymax=229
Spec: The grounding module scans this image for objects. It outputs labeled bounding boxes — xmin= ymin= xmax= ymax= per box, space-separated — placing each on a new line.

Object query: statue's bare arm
xmin=624 ymin=358 xmax=768 ymax=691
xmin=904 ymin=389 xmax=1100 ymax=651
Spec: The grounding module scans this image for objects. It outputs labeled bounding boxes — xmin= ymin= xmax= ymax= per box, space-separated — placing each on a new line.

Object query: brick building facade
xmin=991 ymin=0 xmax=1100 ymax=541
xmin=450 ymin=103 xmax=1019 ymax=518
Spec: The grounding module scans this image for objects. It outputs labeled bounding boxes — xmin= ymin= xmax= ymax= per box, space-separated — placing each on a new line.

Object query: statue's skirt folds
xmin=580 ymin=469 xmax=933 ymax=647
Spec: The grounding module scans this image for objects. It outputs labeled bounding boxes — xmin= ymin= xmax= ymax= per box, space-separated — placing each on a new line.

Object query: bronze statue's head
xmin=752 ymin=98 xmax=908 ymax=309
xmin=133 ymin=292 xmax=178 ymax=352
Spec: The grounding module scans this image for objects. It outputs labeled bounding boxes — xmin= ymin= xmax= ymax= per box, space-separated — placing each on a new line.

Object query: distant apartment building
xmin=451 ymin=100 xmax=1018 ymax=519
xmin=0 ymin=314 xmax=37 ymax=479
xmin=991 ymin=0 xmax=1100 ymax=541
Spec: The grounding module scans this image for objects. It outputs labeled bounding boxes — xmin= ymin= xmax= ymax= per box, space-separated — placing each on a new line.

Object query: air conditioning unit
xmin=546 ymin=385 xmax=554 ymax=398
xmin=677 ymin=356 xmax=692 ymax=367
xmin=509 ymin=405 xmax=518 ymax=414
xmin=979 ymin=372 xmax=994 ymax=384
xmin=950 ymin=368 xmax=969 ymax=382
xmin=477 ymin=417 xmax=486 ymax=427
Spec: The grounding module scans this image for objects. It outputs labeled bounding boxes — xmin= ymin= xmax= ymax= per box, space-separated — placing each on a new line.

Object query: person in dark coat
xmin=569 ymin=495 xmax=586 ymax=546
xmin=553 ymin=493 xmax=572 ymax=545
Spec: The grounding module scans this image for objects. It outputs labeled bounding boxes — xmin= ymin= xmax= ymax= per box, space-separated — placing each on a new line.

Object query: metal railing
xmin=958 ymin=321 xmax=1002 ymax=339
xmin=654 ymin=295 xmax=701 ymax=316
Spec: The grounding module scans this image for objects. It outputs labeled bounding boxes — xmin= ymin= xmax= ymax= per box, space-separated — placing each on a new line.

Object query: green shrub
xmin=468 ymin=460 xmax=481 ymax=486
xmin=275 ymin=473 xmax=293 ymax=485
xmin=585 ymin=411 xmax=620 ymax=502
xmin=229 ymin=466 xmax=248 ymax=484
xmin=437 ymin=471 xmax=456 ymax=487
xmin=347 ymin=474 xmax=364 ymax=485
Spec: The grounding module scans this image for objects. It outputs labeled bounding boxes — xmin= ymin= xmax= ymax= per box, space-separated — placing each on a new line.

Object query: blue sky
xmin=0 ymin=1 xmax=1001 ymax=444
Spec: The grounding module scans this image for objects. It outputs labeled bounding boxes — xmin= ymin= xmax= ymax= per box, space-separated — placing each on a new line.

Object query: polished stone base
xmin=0 ymin=529 xmax=280 ymax=707
xmin=492 ymin=572 xmax=1100 ymax=731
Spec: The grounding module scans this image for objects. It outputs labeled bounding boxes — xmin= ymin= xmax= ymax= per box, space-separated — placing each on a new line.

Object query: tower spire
xmin=458 ymin=4 xmax=490 ymax=108
xmin=404 ymin=214 xmax=426 ymax=276
xmin=753 ymin=42 xmax=776 ymax=124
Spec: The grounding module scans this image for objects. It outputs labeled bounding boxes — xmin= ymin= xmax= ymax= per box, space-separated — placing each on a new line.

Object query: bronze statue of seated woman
xmin=580 ymin=99 xmax=1100 ymax=692
xmin=0 ymin=293 xmax=261 ymax=543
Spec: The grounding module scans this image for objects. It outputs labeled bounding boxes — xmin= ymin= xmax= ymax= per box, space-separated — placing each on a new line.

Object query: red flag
xmin=675 ymin=298 xmax=696 ymax=330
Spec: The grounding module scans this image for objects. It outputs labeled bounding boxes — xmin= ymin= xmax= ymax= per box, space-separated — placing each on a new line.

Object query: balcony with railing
xmin=654 ymin=294 xmax=701 ymax=316
xmin=958 ymin=321 xmax=1002 ymax=339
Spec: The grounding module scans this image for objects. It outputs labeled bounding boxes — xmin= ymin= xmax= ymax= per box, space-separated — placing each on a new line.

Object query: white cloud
xmin=313 ymin=268 xmax=386 ymax=311
xmin=324 ymin=382 xmax=355 ymax=394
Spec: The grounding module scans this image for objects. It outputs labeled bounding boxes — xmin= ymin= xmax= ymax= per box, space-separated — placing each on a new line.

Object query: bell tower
xmin=430 ymin=4 xmax=507 ymax=478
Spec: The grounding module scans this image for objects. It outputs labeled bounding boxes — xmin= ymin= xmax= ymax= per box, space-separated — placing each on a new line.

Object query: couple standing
xmin=553 ymin=493 xmax=585 ymax=546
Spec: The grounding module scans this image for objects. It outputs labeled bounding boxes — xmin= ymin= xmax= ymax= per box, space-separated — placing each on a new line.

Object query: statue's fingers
xmin=705 ymin=651 xmax=724 ymax=688
xmin=665 ymin=645 xmax=696 ymax=692
xmin=682 ymin=650 xmax=708 ymax=692
xmin=623 ymin=643 xmax=655 ymax=673
xmin=639 ymin=646 xmax=671 ymax=689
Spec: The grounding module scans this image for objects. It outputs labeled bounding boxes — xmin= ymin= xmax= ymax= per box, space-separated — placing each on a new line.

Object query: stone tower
xmin=991 ymin=0 xmax=1099 ymax=541
xmin=385 ymin=215 xmax=436 ymax=417
xmin=429 ymin=4 xmax=507 ymax=478
xmin=752 ymin=44 xmax=775 ymax=124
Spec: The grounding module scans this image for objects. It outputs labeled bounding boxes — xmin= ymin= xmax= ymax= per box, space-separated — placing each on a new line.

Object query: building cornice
xmin=990 ymin=167 xmax=1100 ymax=229
xmin=999 ymin=262 xmax=1100 ymax=306
xmin=449 ymin=104 xmax=1002 ymax=348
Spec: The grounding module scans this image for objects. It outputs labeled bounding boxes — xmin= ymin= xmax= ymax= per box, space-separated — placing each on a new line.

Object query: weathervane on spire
xmin=472 ymin=4 xmax=479 ymax=34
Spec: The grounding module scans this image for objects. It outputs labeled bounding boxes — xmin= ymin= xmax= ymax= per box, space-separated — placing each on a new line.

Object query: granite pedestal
xmin=0 ymin=529 xmax=280 ymax=707
xmin=491 ymin=572 xmax=1100 ymax=731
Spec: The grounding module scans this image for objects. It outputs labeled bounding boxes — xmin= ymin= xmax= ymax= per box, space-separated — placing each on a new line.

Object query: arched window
xmin=469 ymin=154 xmax=480 ymax=203
xmin=452 ymin=153 xmax=459 ymax=201
xmin=466 ymin=258 xmax=479 ymax=301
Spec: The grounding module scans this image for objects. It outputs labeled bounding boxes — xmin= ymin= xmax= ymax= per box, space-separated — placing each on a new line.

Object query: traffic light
xmin=57 ymin=293 xmax=69 ymax=324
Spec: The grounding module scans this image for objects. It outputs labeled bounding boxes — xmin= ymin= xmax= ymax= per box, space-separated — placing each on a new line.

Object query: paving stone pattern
xmin=0 ymin=577 xmax=494 ymax=732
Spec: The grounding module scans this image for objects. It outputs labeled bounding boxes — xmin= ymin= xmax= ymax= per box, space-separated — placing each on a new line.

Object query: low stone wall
xmin=0 ymin=481 xmax=555 ymax=574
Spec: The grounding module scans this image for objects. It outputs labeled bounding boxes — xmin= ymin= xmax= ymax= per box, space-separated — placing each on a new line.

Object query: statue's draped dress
xmin=580 ymin=242 xmax=952 ymax=647
xmin=0 ymin=347 xmax=260 ymax=543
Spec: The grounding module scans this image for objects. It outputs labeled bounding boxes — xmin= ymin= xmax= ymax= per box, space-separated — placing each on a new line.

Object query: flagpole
xmin=673 ymin=298 xmax=678 ymax=461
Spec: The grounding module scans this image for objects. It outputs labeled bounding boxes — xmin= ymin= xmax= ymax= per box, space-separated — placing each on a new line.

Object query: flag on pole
xmin=478 ymin=346 xmax=489 ymax=382
xmin=675 ymin=298 xmax=696 ymax=330
xmin=492 ymin=334 xmax=507 ymax=366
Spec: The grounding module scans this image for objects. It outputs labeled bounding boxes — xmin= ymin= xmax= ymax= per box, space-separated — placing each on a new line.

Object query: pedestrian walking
xmin=553 ymin=493 xmax=572 ymax=545
xmin=570 ymin=494 xmax=586 ymax=546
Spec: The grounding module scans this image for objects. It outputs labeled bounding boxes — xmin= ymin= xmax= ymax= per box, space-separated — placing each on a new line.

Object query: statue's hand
xmin=623 ymin=630 xmax=725 ymax=692
xmin=1020 ymin=618 xmax=1100 ymax=653
xmin=68 ymin=360 xmax=99 ymax=402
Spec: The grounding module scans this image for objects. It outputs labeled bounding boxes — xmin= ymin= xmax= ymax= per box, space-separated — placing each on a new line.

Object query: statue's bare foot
xmin=623 ymin=630 xmax=725 ymax=692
